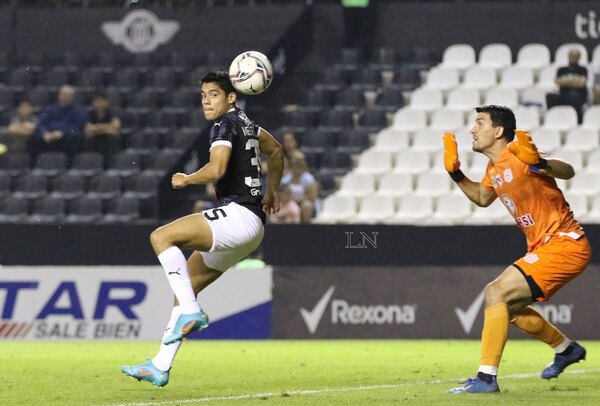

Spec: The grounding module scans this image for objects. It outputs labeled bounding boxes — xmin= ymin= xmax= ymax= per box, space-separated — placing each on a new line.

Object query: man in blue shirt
xmin=28 ymin=85 xmax=86 ymax=160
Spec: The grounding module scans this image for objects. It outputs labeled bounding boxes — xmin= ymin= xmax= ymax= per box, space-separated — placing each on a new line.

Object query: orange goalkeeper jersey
xmin=481 ymin=147 xmax=583 ymax=251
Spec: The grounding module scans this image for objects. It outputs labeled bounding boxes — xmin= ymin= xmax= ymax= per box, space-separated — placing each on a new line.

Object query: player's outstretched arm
xmin=443 ymin=132 xmax=496 ymax=207
xmin=508 ymin=130 xmax=575 ymax=179
xmin=171 ymin=145 xmax=232 ymax=189
xmin=259 ymin=128 xmax=284 ymax=215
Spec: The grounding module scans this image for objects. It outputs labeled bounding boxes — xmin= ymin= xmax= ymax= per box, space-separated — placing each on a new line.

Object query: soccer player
xmin=444 ymin=105 xmax=591 ymax=394
xmin=121 ymin=71 xmax=284 ymax=387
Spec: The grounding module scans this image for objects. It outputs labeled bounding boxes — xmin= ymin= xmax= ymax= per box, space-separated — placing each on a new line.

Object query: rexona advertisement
xmin=272 ymin=266 xmax=600 ymax=339
xmin=0 ymin=266 xmax=272 ymax=340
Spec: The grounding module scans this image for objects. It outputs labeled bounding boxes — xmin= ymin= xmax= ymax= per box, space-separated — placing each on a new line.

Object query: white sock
xmin=478 ymin=365 xmax=498 ymax=376
xmin=152 ymin=306 xmax=182 ymax=371
xmin=157 ymin=246 xmax=201 ymax=314
xmin=554 ymin=338 xmax=572 ymax=353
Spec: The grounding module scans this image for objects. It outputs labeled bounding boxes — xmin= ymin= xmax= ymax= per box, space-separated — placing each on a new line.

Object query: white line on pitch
xmin=106 ymin=368 xmax=600 ymax=406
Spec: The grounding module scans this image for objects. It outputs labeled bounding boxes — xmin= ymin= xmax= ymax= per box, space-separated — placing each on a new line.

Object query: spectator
xmin=281 ymin=131 xmax=305 ymax=162
xmin=592 ymin=59 xmax=600 ymax=105
xmin=546 ymin=49 xmax=588 ymax=123
xmin=281 ymin=157 xmax=321 ymax=222
xmin=5 ymin=101 xmax=38 ymax=153
xmin=269 ymin=184 xmax=301 ymax=224
xmin=84 ymin=92 xmax=122 ymax=161
xmin=28 ymin=85 xmax=86 ymax=160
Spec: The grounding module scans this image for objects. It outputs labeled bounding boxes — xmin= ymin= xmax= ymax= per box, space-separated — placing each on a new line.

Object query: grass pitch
xmin=1 ymin=340 xmax=599 ymax=405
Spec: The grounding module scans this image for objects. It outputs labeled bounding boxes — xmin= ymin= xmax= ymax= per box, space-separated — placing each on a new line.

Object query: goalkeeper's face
xmin=471 ymin=112 xmax=502 ymax=153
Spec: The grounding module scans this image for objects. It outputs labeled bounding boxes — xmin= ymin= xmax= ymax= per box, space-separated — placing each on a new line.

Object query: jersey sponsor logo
xmin=515 ymin=213 xmax=535 ymax=229
xmin=102 ymin=10 xmax=179 ymax=53
xmin=237 ymin=111 xmax=253 ymax=127
xmin=250 ymin=188 xmax=262 ymax=196
xmin=524 ymin=253 xmax=540 ymax=264
xmin=501 ymin=194 xmax=517 ymax=217
xmin=503 ymin=168 xmax=513 ymax=183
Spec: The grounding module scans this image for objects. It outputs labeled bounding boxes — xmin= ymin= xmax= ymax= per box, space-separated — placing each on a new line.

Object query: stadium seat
xmin=429 ymin=151 xmax=447 ymax=174
xmin=562 ymin=128 xmax=599 ymax=152
xmin=128 ymin=88 xmax=161 ymax=114
xmin=106 ymin=152 xmax=142 ymax=177
xmin=412 ymin=128 xmax=444 ymax=153
xmin=302 ymin=130 xmax=336 ymax=154
xmin=0 ymin=173 xmax=11 ymax=199
xmin=7 ymin=67 xmax=35 ymax=92
xmin=123 ymin=172 xmax=160 ymax=200
xmin=521 ymin=87 xmax=548 ymax=108
xmin=314 ymin=68 xmax=348 ymax=92
xmin=312 ymin=195 xmax=356 ymax=223
xmin=351 ymin=67 xmax=382 ymax=91
xmin=392 ymin=108 xmax=427 ymax=132
xmin=336 ymin=130 xmax=371 ymax=154
xmin=499 ymin=66 xmax=534 ymax=91
xmin=393 ymin=150 xmax=429 ymax=175
xmin=370 ymin=47 xmax=397 ymax=71
xmin=554 ymin=43 xmax=589 ymax=66
xmin=445 ymin=88 xmax=481 ymax=112
xmin=478 ymin=43 xmax=512 ymax=71
xmin=553 ymin=150 xmax=584 ymax=172
xmin=352 ymin=195 xmax=395 ymax=224
xmin=125 ymin=132 xmax=160 ymax=156
xmin=391 ymin=65 xmax=421 ymax=91
xmin=77 ymin=67 xmax=105 ymax=92
xmin=102 ymin=196 xmax=141 ymax=223
xmin=0 ymin=153 xmax=30 ymax=177
xmin=484 ymin=88 xmax=519 ymax=109
xmin=354 ymin=150 xmax=393 ymax=176
xmin=319 ymin=151 xmax=353 ymax=176
xmin=388 ymin=195 xmax=434 ymax=224
xmin=563 ymin=193 xmax=588 ymax=219
xmin=0 ymin=89 xmax=15 ymax=115
xmin=147 ymin=66 xmax=178 ymax=93
xmin=424 ymin=67 xmax=459 ymax=92
xmin=32 ymin=151 xmax=68 ymax=177
xmin=372 ymin=128 xmax=409 ymax=153
xmin=337 ymin=173 xmax=376 ymax=198
xmin=87 ymin=173 xmax=122 ymax=201
xmin=537 ymin=65 xmax=558 ymax=91
xmin=143 ymin=150 xmax=180 ymax=176
xmin=516 ymin=43 xmax=551 ymax=71
xmin=543 ymin=106 xmax=578 ymax=133
xmin=334 ymin=88 xmax=365 ymax=112
xmin=70 ymin=152 xmax=104 ymax=178
xmin=356 ymin=110 xmax=388 ymax=133
xmin=567 ymin=173 xmax=600 ymax=196
xmin=300 ymin=88 xmax=334 ymax=113
xmin=582 ymin=106 xmax=600 ymax=131
xmin=429 ymin=109 xmax=464 ymax=131
xmin=26 ymin=88 xmax=53 ymax=110
xmin=318 ymin=110 xmax=354 ymax=132
xmin=316 ymin=173 xmax=337 ymax=197
xmin=51 ymin=174 xmax=86 ymax=201
xmin=513 ymin=106 xmax=541 ymax=131
xmin=37 ymin=67 xmax=70 ymax=92
xmin=376 ymin=172 xmax=413 ymax=198
xmin=0 ymin=196 xmax=29 ymax=223
xmin=431 ymin=194 xmax=473 ymax=224
xmin=414 ymin=172 xmax=451 ymax=197
xmin=162 ymin=130 xmax=196 ymax=153
xmin=373 ymin=88 xmax=405 ymax=113
xmin=66 ymin=196 xmax=104 ymax=223
xmin=29 ymin=195 xmax=66 ymax=224
xmin=583 ymin=194 xmax=600 ymax=223
xmin=113 ymin=67 xmax=141 ymax=93
xmin=409 ymin=88 xmax=443 ymax=112
xmin=441 ymin=44 xmax=476 ymax=70
xmin=461 ymin=67 xmax=496 ymax=91
xmin=584 ymin=150 xmax=600 ymax=174
xmin=531 ymin=128 xmax=561 ymax=153
xmin=13 ymin=173 xmax=48 ymax=201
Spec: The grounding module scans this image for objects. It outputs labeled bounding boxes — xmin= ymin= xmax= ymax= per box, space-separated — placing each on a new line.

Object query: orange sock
xmin=480 ymin=303 xmax=509 ymax=371
xmin=510 ymin=306 xmax=566 ymax=348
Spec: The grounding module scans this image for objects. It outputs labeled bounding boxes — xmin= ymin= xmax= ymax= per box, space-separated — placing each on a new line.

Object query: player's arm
xmin=259 ymin=127 xmax=284 ymax=215
xmin=443 ymin=132 xmax=497 ymax=207
xmin=171 ymin=145 xmax=232 ymax=189
xmin=508 ymin=130 xmax=575 ymax=180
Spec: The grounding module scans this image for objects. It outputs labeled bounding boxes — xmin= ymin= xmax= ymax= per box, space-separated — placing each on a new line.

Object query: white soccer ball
xmin=228 ymin=51 xmax=273 ymax=95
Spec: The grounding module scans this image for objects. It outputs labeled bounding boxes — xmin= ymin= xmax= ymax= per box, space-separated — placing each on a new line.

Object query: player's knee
xmin=150 ymin=228 xmax=168 ymax=250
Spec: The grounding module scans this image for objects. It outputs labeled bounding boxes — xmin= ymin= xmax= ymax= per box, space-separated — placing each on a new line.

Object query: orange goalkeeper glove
xmin=443 ymin=132 xmax=465 ymax=182
xmin=508 ymin=130 xmax=547 ymax=168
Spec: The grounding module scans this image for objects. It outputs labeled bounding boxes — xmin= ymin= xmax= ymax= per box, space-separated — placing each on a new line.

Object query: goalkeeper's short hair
xmin=475 ymin=105 xmax=516 ymax=142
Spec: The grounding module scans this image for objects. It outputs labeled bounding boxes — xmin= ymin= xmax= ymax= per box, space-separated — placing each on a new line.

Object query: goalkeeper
xmin=443 ymin=105 xmax=592 ymax=394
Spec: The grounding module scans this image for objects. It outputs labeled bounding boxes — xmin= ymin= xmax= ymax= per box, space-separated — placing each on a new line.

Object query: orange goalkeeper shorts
xmin=513 ymin=233 xmax=591 ymax=302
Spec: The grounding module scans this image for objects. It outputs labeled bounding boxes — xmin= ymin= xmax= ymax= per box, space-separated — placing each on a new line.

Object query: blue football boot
xmin=448 ymin=375 xmax=500 ymax=394
xmin=541 ymin=342 xmax=586 ymax=379
xmin=121 ymin=360 xmax=170 ymax=387
xmin=163 ymin=309 xmax=209 ymax=345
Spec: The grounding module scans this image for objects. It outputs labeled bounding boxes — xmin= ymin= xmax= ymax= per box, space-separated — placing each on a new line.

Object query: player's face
xmin=201 ymin=82 xmax=235 ymax=121
xmin=470 ymin=112 xmax=502 ymax=152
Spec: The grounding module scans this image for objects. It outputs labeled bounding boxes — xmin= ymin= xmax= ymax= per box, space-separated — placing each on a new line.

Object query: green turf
xmin=1 ymin=340 xmax=598 ymax=405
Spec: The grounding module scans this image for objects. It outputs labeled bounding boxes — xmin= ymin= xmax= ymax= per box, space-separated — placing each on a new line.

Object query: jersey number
xmin=203 ymin=208 xmax=227 ymax=221
xmin=245 ymin=139 xmax=262 ymax=188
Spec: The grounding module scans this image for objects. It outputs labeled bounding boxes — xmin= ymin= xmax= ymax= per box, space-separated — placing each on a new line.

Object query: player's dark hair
xmin=475 ymin=105 xmax=516 ymax=142
xmin=200 ymin=71 xmax=237 ymax=95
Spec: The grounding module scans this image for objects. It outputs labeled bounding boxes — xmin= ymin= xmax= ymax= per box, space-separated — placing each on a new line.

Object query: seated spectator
xmin=592 ymin=59 xmax=600 ymax=105
xmin=27 ymin=85 xmax=86 ymax=160
xmin=84 ymin=92 xmax=122 ymax=161
xmin=5 ymin=101 xmax=37 ymax=153
xmin=269 ymin=184 xmax=301 ymax=224
xmin=546 ymin=49 xmax=588 ymax=123
xmin=281 ymin=131 xmax=305 ymax=161
xmin=281 ymin=157 xmax=321 ymax=222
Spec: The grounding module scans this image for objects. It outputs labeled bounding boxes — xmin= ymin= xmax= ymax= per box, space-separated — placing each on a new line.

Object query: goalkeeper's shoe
xmin=541 ymin=342 xmax=586 ymax=379
xmin=121 ymin=360 xmax=170 ymax=387
xmin=163 ymin=309 xmax=209 ymax=345
xmin=448 ymin=375 xmax=500 ymax=394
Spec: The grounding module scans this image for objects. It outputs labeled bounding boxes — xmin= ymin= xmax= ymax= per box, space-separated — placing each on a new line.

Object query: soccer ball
xmin=228 ymin=51 xmax=273 ymax=95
